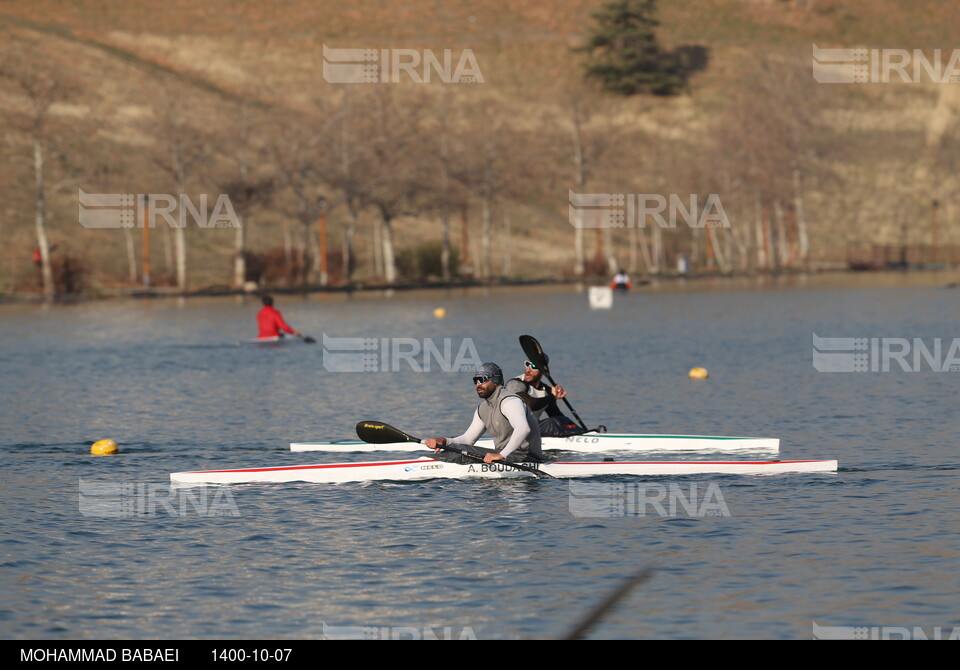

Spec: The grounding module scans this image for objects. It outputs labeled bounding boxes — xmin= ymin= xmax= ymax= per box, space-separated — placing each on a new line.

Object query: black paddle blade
xmin=519 ymin=335 xmax=549 ymax=373
xmin=356 ymin=421 xmax=421 ymax=444
xmin=302 ymin=336 xmax=316 ymax=344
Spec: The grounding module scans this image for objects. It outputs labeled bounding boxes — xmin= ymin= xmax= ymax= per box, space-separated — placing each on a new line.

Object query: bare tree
xmin=270 ymin=114 xmax=324 ymax=287
xmin=215 ymin=100 xmax=273 ymax=288
xmin=562 ymin=83 xmax=626 ymax=276
xmin=323 ymin=88 xmax=372 ymax=284
xmin=0 ymin=49 xmax=82 ymax=299
xmin=363 ymin=88 xmax=432 ymax=283
xmin=152 ymin=83 xmax=211 ymax=290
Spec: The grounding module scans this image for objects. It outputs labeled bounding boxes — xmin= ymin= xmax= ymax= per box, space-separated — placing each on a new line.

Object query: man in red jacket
xmin=257 ymin=295 xmax=301 ymax=339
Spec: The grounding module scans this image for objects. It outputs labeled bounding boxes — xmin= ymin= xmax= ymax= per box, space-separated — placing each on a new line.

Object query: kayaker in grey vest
xmin=423 ymin=362 xmax=544 ymax=464
xmin=504 ymin=355 xmax=567 ymax=420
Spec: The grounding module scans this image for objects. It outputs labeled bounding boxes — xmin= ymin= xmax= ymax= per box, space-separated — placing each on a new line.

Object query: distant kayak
xmin=240 ymin=334 xmax=316 ymax=345
xmin=240 ymin=335 xmax=299 ymax=345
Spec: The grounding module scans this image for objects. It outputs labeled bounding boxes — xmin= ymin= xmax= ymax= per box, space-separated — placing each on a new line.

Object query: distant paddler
xmin=423 ymin=362 xmax=545 ymax=465
xmin=256 ymin=295 xmax=302 ymax=340
xmin=610 ymin=270 xmax=631 ymax=291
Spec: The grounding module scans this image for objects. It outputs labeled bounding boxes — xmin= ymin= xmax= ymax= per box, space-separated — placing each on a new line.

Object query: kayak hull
xmin=171 ymin=457 xmax=838 ymax=486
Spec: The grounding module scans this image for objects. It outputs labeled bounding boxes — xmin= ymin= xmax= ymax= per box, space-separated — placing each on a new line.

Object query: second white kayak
xmin=290 ymin=432 xmax=780 ymax=453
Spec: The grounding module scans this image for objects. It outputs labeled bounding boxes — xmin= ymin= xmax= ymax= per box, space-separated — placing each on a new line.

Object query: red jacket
xmin=257 ymin=305 xmax=296 ymax=338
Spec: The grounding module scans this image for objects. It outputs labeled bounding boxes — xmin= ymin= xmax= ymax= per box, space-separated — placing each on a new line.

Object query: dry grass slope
xmin=0 ymin=0 xmax=958 ymax=293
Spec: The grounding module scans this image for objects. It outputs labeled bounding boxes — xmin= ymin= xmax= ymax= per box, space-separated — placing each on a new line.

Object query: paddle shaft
xmin=542 ymin=370 xmax=589 ymax=432
xmin=355 ymin=421 xmax=554 ymax=479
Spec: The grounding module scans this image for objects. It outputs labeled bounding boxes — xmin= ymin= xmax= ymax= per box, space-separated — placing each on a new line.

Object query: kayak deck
xmin=290 ymin=432 xmax=780 ymax=453
xmin=171 ymin=457 xmax=838 ymax=486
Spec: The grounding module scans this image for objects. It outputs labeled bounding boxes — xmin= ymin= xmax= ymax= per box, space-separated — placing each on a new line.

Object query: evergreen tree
xmin=579 ymin=0 xmax=684 ymax=96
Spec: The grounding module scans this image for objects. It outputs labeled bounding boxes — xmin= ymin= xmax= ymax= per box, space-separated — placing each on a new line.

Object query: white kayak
xmin=171 ymin=457 xmax=837 ymax=486
xmin=290 ymin=432 xmax=780 ymax=453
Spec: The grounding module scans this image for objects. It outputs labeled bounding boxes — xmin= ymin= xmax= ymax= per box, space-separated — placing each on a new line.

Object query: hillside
xmin=0 ymin=0 xmax=958 ymax=294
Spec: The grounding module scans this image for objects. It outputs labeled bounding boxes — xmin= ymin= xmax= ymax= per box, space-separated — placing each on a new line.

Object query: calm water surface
xmin=1 ymin=277 xmax=958 ymax=639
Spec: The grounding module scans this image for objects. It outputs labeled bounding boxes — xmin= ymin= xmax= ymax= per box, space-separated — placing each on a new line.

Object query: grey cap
xmin=474 ymin=362 xmax=504 ymax=386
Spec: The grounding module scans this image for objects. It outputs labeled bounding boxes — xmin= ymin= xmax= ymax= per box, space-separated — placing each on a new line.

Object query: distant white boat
xmin=589 ymin=286 xmax=613 ymax=309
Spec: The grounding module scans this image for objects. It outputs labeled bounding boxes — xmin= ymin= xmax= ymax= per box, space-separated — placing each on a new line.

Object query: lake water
xmin=2 ymin=275 xmax=959 ymax=640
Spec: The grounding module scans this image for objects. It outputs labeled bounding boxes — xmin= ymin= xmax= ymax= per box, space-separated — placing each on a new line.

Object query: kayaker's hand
xmin=483 ymin=452 xmax=504 ymax=464
xmin=423 ymin=437 xmax=446 ymax=452
xmin=552 ymin=384 xmax=567 ymax=400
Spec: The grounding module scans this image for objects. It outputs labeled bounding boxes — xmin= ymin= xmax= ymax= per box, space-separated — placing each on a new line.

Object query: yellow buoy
xmin=689 ymin=367 xmax=709 ymax=379
xmin=91 ymin=439 xmax=118 ymax=455
xmin=434 ymin=307 xmax=447 ymax=319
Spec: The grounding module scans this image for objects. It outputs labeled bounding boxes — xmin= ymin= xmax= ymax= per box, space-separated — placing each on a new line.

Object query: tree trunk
xmin=175 ymin=226 xmax=187 ymax=290
xmin=708 ymin=224 xmax=729 ymax=272
xmin=501 ymin=209 xmax=511 ymax=277
xmin=459 ymin=207 xmax=472 ymax=277
xmin=570 ymin=106 xmax=587 ymax=277
xmin=32 ymin=141 xmax=52 ymax=295
xmin=33 ymin=138 xmax=54 ymax=299
xmin=381 ymin=213 xmax=397 ymax=283
xmin=774 ymin=200 xmax=788 ymax=268
xmin=343 ymin=203 xmax=358 ymax=284
xmin=173 ymin=146 xmax=188 ymax=291
xmin=793 ymin=165 xmax=809 ymax=266
xmin=233 ymin=215 xmax=246 ymax=288
xmin=125 ymin=228 xmax=138 ymax=282
xmin=603 ymin=228 xmax=617 ymax=274
xmin=438 ymin=124 xmax=452 ymax=282
xmin=651 ymin=225 xmax=662 ymax=274
xmin=755 ymin=194 xmax=767 ymax=270
xmin=373 ymin=218 xmax=383 ymax=278
xmin=637 ymin=225 xmax=653 ymax=272
xmin=441 ymin=209 xmax=451 ymax=281
xmin=481 ymin=193 xmax=492 ymax=280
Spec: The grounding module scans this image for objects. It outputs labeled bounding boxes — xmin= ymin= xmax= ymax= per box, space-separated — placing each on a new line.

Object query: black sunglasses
xmin=524 ymin=360 xmax=539 ymax=370
xmin=472 ymin=376 xmax=491 ymax=385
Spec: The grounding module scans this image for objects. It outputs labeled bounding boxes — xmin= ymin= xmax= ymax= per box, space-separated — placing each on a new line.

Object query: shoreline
xmin=1 ymin=267 xmax=959 ymax=305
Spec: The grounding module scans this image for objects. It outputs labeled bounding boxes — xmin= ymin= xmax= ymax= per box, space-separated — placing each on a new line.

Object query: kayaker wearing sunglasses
xmin=423 ymin=362 xmax=544 ymax=465
xmin=504 ymin=355 xmax=566 ymax=420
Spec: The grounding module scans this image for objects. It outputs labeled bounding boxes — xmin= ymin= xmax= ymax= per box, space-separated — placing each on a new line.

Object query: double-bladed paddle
xmin=519 ymin=334 xmax=589 ymax=432
xmin=355 ymin=420 xmax=555 ymax=479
